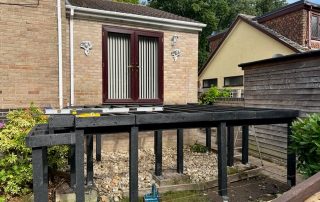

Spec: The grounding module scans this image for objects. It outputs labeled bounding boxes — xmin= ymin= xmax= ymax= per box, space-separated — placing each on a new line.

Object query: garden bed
xmin=92 ymin=147 xmax=258 ymax=201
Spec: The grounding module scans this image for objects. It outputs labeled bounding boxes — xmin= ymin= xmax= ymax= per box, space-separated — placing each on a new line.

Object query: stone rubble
xmin=94 ymin=147 xmax=219 ymax=201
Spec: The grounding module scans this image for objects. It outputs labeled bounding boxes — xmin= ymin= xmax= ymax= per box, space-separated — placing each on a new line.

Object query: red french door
xmin=102 ymin=26 xmax=163 ymax=104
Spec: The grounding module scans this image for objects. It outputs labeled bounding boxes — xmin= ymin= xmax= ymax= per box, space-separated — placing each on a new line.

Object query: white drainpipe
xmin=57 ymin=0 xmax=63 ymax=109
xmin=70 ymin=8 xmax=75 ymax=106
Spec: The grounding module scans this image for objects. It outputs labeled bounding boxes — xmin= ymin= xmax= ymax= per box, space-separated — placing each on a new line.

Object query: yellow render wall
xmin=199 ymin=20 xmax=296 ymax=89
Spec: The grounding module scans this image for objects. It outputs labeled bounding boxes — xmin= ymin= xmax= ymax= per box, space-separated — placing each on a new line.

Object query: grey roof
xmin=240 ymin=14 xmax=308 ymax=52
xmin=68 ymin=0 xmax=200 ymax=23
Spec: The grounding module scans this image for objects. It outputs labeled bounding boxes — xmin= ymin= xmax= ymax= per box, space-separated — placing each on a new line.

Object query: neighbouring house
xmin=239 ymin=50 xmax=320 ymax=164
xmin=0 ymin=0 xmax=206 ymax=150
xmin=198 ymin=0 xmax=320 ymax=97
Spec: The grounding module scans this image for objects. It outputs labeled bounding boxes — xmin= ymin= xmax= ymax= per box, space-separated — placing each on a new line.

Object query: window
xmin=224 ymin=76 xmax=243 ymax=87
xmin=203 ymin=78 xmax=217 ymax=88
xmin=311 ymin=15 xmax=320 ymax=40
xmin=102 ymin=26 xmax=164 ymax=104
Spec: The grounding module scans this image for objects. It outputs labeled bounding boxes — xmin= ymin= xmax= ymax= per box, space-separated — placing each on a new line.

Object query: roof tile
xmin=68 ymin=0 xmax=200 ymax=23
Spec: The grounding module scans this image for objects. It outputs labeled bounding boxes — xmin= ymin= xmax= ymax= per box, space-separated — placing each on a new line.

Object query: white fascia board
xmin=66 ymin=4 xmax=206 ymax=32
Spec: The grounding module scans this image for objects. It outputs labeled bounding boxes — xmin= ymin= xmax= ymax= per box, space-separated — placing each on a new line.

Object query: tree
xmin=148 ymin=0 xmax=287 ymax=68
xmin=255 ymin=0 xmax=287 ymax=15
xmin=113 ymin=0 xmax=139 ymax=4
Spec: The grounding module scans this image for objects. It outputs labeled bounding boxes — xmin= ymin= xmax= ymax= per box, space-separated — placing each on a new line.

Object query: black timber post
xmin=86 ymin=134 xmax=94 ymax=186
xmin=227 ymin=126 xmax=234 ymax=166
xmin=129 ymin=127 xmax=139 ymax=202
xmin=32 ymin=147 xmax=48 ymax=202
xmin=75 ymin=130 xmax=85 ymax=202
xmin=70 ymin=145 xmax=76 ymax=188
xmin=242 ymin=125 xmax=249 ymax=164
xmin=96 ymin=134 xmax=102 ymax=161
xmin=154 ymin=130 xmax=163 ymax=176
xmin=287 ymin=120 xmax=296 ymax=187
xmin=217 ymin=122 xmax=228 ymax=198
xmin=177 ymin=128 xmax=184 ymax=174
xmin=206 ymin=127 xmax=212 ymax=151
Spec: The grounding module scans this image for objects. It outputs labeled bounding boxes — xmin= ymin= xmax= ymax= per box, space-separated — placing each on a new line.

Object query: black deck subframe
xmin=26 ymin=104 xmax=299 ymax=202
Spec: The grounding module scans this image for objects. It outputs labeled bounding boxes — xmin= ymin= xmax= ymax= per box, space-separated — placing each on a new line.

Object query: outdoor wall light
xmin=171 ymin=49 xmax=181 ymax=61
xmin=80 ymin=41 xmax=93 ymax=56
xmin=171 ymin=34 xmax=181 ymax=61
xmin=171 ymin=34 xmax=179 ymax=47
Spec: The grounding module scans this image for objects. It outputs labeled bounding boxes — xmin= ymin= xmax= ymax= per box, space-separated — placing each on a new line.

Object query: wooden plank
xmin=26 ymin=133 xmax=76 ymax=147
xmin=273 ymin=172 xmax=320 ymax=202
xmin=245 ymin=75 xmax=320 ymax=85
xmin=245 ymin=69 xmax=320 ymax=81
xmin=249 ymin=135 xmax=286 ymax=146
xmin=249 ymin=144 xmax=287 ymax=160
xmin=76 ymin=115 xmax=135 ymax=128
xmin=244 ymin=60 xmax=320 ymax=75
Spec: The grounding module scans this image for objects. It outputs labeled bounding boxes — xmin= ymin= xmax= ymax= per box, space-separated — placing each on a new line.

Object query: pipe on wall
xmin=70 ymin=8 xmax=75 ymax=106
xmin=57 ymin=0 xmax=63 ymax=109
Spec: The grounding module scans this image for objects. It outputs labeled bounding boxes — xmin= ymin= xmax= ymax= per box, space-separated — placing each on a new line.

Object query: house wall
xmin=260 ymin=9 xmax=308 ymax=47
xmin=0 ymin=0 xmax=70 ymax=109
xmin=67 ymin=17 xmax=199 ymax=151
xmin=199 ymin=20 xmax=295 ymax=90
xmin=70 ymin=18 xmax=198 ymax=105
xmin=242 ymin=55 xmax=320 ymax=164
xmin=0 ymin=1 xmax=199 ymax=110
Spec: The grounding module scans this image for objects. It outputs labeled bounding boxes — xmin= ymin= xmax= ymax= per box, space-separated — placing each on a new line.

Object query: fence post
xmin=32 ymin=147 xmax=48 ymax=202
xmin=177 ymin=128 xmax=184 ymax=174
xmin=154 ymin=130 xmax=163 ymax=176
xmin=129 ymin=127 xmax=139 ymax=202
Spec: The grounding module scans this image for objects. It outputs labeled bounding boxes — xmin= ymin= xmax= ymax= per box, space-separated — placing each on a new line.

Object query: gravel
xmin=94 ymin=147 xmax=219 ymax=201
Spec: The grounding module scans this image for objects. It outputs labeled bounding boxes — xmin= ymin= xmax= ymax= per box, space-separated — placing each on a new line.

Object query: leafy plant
xmin=0 ymin=104 xmax=69 ymax=197
xmin=190 ymin=142 xmax=208 ymax=153
xmin=290 ymin=114 xmax=320 ymax=177
xmin=199 ymin=86 xmax=231 ymax=104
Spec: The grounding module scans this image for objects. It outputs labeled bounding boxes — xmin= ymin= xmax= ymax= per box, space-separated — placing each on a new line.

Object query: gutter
xmin=65 ymin=4 xmax=206 ymax=31
xmin=57 ymin=0 xmax=63 ymax=109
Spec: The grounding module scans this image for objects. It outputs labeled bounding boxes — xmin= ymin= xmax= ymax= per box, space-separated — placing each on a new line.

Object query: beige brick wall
xmin=0 ymin=0 xmax=71 ymax=109
xmin=70 ymin=18 xmax=199 ymax=105
xmin=0 ymin=2 xmax=198 ymax=108
xmin=69 ymin=18 xmax=199 ymax=150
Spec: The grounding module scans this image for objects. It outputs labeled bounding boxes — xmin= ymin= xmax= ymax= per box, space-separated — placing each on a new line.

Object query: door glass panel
xmin=138 ymin=36 xmax=158 ymax=99
xmin=108 ymin=33 xmax=131 ymax=99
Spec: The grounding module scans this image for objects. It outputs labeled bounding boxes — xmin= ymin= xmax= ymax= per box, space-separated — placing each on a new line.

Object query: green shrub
xmin=290 ymin=113 xmax=320 ymax=177
xmin=199 ymin=86 xmax=231 ymax=104
xmin=0 ymin=104 xmax=69 ymax=197
xmin=190 ymin=142 xmax=208 ymax=153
